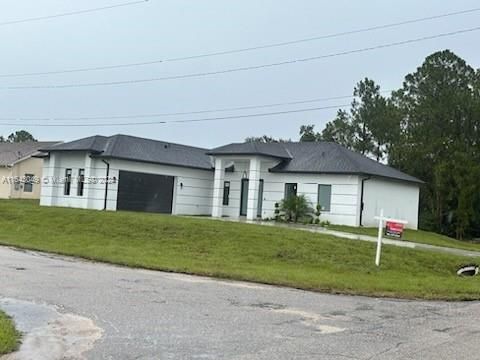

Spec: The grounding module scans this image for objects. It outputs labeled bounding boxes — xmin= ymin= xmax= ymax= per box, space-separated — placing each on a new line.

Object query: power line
xmin=0 ymin=7 xmax=479 ymax=78
xmin=0 ymin=0 xmax=149 ymax=27
xmin=1 ymin=90 xmax=392 ymax=122
xmin=4 ymin=26 xmax=480 ymax=90
xmin=17 ymin=93 xmax=377 ymax=122
xmin=0 ymin=104 xmax=349 ymax=127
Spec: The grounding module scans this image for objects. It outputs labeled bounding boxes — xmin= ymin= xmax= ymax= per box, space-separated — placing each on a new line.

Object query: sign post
xmin=373 ymin=210 xmax=408 ymax=267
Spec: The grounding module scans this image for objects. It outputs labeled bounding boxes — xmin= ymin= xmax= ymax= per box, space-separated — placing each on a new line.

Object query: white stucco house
xmin=39 ymin=134 xmax=422 ymax=229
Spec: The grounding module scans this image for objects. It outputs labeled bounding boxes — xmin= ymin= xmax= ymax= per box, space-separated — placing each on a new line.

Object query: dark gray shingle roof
xmin=0 ymin=141 xmax=60 ymax=166
xmin=43 ymin=136 xmax=422 ymax=183
xmin=42 ymin=135 xmax=213 ymax=170
xmin=207 ymin=142 xmax=292 ymax=159
xmin=211 ymin=142 xmax=423 ymax=184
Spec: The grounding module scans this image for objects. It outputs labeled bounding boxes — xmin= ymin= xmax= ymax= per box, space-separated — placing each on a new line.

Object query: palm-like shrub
xmin=279 ymin=194 xmax=313 ymax=223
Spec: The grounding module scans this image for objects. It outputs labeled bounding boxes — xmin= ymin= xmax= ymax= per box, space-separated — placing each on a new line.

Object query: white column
xmin=40 ymin=153 xmax=57 ymax=206
xmin=212 ymin=158 xmax=225 ymax=218
xmin=83 ymin=154 xmax=93 ymax=209
xmin=246 ymin=157 xmax=261 ymax=220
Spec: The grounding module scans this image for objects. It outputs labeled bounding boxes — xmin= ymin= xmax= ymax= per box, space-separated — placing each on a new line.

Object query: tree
xmin=244 ymin=135 xmax=289 ymax=143
xmin=299 ymin=125 xmax=320 ymax=142
xmin=314 ymin=78 xmax=395 ymax=161
xmin=390 ymin=50 xmax=480 ymax=237
xmin=350 ymin=78 xmax=396 ymax=159
xmin=321 ymin=109 xmax=354 ymax=149
xmin=6 ymin=130 xmax=37 ymax=142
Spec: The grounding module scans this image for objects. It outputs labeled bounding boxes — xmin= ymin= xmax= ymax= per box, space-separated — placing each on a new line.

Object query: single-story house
xmin=0 ymin=141 xmax=60 ymax=199
xmin=39 ymin=134 xmax=422 ymax=229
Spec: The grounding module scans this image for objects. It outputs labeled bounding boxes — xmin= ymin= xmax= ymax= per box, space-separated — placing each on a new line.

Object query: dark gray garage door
xmin=117 ymin=170 xmax=174 ymax=213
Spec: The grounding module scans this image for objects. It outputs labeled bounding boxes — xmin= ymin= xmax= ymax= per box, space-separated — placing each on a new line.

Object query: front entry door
xmin=240 ymin=179 xmax=249 ymax=216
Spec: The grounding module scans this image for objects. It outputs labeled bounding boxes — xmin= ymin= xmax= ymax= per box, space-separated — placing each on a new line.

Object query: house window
xmin=64 ymin=169 xmax=72 ymax=195
xmin=24 ymin=174 xmax=34 ymax=193
xmin=77 ymin=169 xmax=85 ymax=196
xmin=284 ymin=183 xmax=297 ymax=199
xmin=318 ymin=184 xmax=332 ymax=212
xmin=222 ymin=181 xmax=230 ymax=205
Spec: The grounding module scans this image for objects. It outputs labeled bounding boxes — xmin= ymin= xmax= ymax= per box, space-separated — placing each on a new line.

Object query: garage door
xmin=117 ymin=170 xmax=174 ymax=213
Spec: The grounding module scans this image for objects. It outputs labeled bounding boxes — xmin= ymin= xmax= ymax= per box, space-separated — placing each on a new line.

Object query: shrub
xmin=315 ymin=204 xmax=321 ymax=224
xmin=274 ymin=202 xmax=280 ymax=221
xmin=279 ymin=194 xmax=313 ymax=223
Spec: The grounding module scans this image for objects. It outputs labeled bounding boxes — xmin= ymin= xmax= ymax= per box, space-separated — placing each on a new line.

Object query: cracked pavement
xmin=0 ymin=246 xmax=479 ymax=359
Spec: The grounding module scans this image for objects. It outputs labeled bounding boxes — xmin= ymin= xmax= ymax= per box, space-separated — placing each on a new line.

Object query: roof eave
xmin=92 ymin=154 xmax=214 ymax=172
xmin=269 ymin=168 xmax=424 ymax=184
xmin=206 ymin=151 xmax=291 ymax=160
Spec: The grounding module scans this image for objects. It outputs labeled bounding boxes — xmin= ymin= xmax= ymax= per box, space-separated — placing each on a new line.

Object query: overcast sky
xmin=0 ymin=0 xmax=478 ymax=148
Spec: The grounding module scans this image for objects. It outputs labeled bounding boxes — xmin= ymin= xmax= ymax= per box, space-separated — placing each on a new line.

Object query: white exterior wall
xmin=362 ymin=177 xmax=420 ymax=229
xmin=39 ymin=151 xmax=420 ymax=229
xmin=40 ymin=152 xmax=214 ymax=215
xmin=221 ymin=156 xmax=360 ymax=226
xmin=107 ymin=159 xmax=213 ymax=215
xmin=40 ymin=152 xmax=97 ymax=209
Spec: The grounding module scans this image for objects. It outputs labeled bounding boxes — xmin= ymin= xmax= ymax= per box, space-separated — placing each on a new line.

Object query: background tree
xmin=6 ymin=130 xmax=37 ymax=142
xmin=390 ymin=50 xmax=480 ymax=238
xmin=299 ymin=125 xmax=320 ymax=142
xmin=244 ymin=135 xmax=289 ymax=143
xmin=308 ymin=78 xmax=394 ymax=160
xmin=320 ymin=109 xmax=354 ymax=149
xmin=249 ymin=50 xmax=480 ymax=239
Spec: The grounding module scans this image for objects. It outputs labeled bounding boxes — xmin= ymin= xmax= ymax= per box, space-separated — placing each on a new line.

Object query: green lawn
xmin=327 ymin=224 xmax=480 ymax=251
xmin=0 ymin=200 xmax=479 ymax=300
xmin=0 ymin=310 xmax=20 ymax=355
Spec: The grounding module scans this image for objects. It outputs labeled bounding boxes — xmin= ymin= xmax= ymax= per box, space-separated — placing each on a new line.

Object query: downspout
xmin=102 ymin=159 xmax=110 ymax=211
xmin=359 ymin=176 xmax=371 ymax=227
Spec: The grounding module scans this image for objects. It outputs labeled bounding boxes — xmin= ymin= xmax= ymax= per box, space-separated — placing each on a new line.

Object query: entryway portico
xmin=211 ymin=156 xmax=265 ymax=220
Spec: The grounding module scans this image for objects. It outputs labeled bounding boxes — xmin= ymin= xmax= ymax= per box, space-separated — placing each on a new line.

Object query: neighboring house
xmin=39 ymin=135 xmax=422 ymax=229
xmin=0 ymin=142 xmax=60 ymax=199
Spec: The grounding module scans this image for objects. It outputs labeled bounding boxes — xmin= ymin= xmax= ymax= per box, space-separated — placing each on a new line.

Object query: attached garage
xmin=117 ymin=170 xmax=174 ymax=213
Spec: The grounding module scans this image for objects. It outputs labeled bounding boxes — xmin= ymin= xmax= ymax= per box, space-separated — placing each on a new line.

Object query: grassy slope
xmin=327 ymin=225 xmax=480 ymax=251
xmin=0 ymin=200 xmax=479 ymax=300
xmin=0 ymin=311 xmax=20 ymax=355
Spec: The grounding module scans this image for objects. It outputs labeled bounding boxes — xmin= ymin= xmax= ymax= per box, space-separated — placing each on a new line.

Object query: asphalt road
xmin=0 ymin=246 xmax=479 ymax=360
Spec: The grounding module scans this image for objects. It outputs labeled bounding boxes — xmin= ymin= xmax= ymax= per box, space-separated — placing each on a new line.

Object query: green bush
xmin=279 ymin=195 xmax=313 ymax=223
xmin=274 ymin=202 xmax=280 ymax=221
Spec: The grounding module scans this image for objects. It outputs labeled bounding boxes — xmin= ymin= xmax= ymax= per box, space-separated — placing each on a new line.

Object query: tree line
xmin=246 ymin=50 xmax=480 ymax=240
xmin=0 ymin=130 xmax=37 ymax=143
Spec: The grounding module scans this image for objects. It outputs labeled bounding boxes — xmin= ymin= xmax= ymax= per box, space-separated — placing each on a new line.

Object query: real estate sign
xmin=385 ymin=221 xmax=404 ymax=238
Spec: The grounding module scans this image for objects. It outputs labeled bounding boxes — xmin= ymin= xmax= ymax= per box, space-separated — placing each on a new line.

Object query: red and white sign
xmin=385 ymin=221 xmax=404 ymax=238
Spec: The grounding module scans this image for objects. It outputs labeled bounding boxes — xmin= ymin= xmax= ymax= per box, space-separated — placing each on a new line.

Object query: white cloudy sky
xmin=0 ymin=0 xmax=478 ymax=148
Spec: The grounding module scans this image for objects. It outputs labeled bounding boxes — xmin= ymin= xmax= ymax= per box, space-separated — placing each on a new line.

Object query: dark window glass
xmin=64 ymin=169 xmax=72 ymax=195
xmin=223 ymin=181 xmax=230 ymax=206
xmin=77 ymin=169 xmax=85 ymax=196
xmin=318 ymin=184 xmax=332 ymax=212
xmin=284 ymin=183 xmax=297 ymax=199
xmin=24 ymin=174 xmax=34 ymax=192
